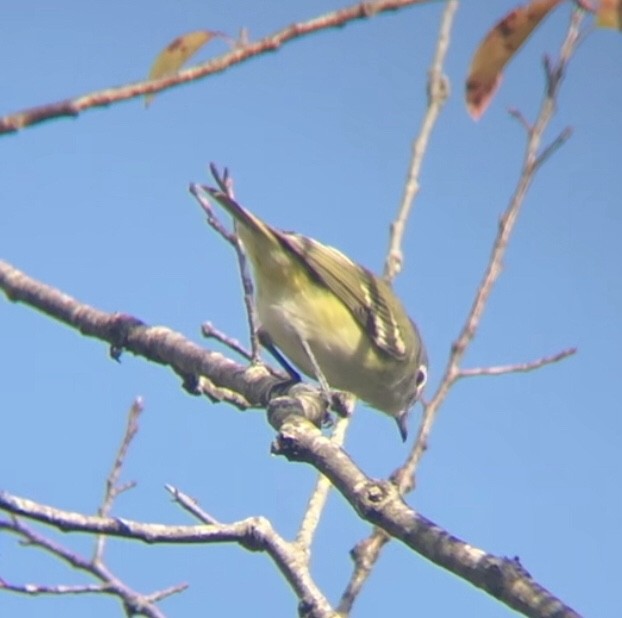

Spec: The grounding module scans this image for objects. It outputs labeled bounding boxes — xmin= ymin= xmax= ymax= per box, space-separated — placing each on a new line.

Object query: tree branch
xmin=296 ymin=415 xmax=351 ymax=551
xmin=166 ymin=485 xmax=223 ymax=526
xmin=0 ymin=259 xmax=281 ymax=410
xmin=339 ymin=8 xmax=584 ymax=613
xmin=0 ymin=0 xmax=430 ymax=136
xmin=340 ymin=2 xmax=458 ymax=611
xmin=399 ymin=7 xmax=585 ymax=492
xmin=458 ymin=347 xmax=577 ymax=379
xmin=0 ymin=491 xmax=336 ymax=618
xmin=0 ymin=397 xmax=189 ymax=616
xmin=272 ymin=417 xmax=581 ymax=618
xmin=0 ymin=516 xmax=180 ymax=618
xmin=192 ymin=171 xmax=263 ymax=363
xmin=93 ymin=398 xmax=143 ymax=564
xmin=384 ymin=0 xmax=457 ymax=281
xmin=202 ymin=321 xmax=254 ymax=361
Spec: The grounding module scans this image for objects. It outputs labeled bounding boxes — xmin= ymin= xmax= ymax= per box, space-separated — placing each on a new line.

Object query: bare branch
xmin=190 ymin=182 xmax=238 ymax=247
xmin=271 ymin=417 xmax=581 ymax=618
xmin=337 ymin=529 xmax=389 ymax=614
xmin=210 ymin=166 xmax=264 ymax=362
xmin=100 ymin=398 xmax=143 ymax=516
xmin=0 ymin=489 xmax=267 ymax=542
xmin=190 ymin=176 xmax=263 ymax=362
xmin=0 ymin=491 xmax=336 ymax=618
xmin=384 ymin=0 xmax=457 ymax=281
xmin=2 ymin=516 xmax=100 ymax=572
xmin=399 ymin=8 xmax=585 ymax=492
xmin=0 ymin=259 xmax=280 ymax=411
xmin=165 ymin=485 xmax=222 ymax=525
xmin=93 ymin=398 xmax=144 ymax=565
xmin=202 ymin=321 xmax=253 ymax=361
xmin=0 ymin=0 xmax=430 ymax=136
xmin=0 ymin=580 xmax=111 ymax=596
xmin=338 ymin=12 xmax=585 ymax=613
xmin=162 ymin=478 xmax=344 ymax=612
xmin=341 ymin=3 xmax=458 ymax=611
xmin=296 ymin=414 xmax=351 ymax=551
xmin=144 ymin=583 xmax=189 ymax=604
xmin=534 ymin=126 xmax=573 ymax=169
xmin=459 ymin=347 xmax=577 ymax=379
xmin=508 ymin=107 xmax=533 ymax=132
xmin=0 ymin=517 xmax=172 ymax=618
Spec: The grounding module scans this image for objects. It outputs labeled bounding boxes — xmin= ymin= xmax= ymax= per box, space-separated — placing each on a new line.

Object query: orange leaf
xmin=146 ymin=30 xmax=222 ymax=107
xmin=597 ymin=0 xmax=622 ymax=30
xmin=466 ymin=0 xmax=564 ymax=120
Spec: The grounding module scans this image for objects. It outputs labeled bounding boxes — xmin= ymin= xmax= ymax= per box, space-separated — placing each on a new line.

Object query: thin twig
xmin=2 ymin=400 xmax=184 ymax=618
xmin=383 ymin=0 xmax=457 ymax=281
xmin=202 ymin=321 xmax=253 ymax=360
xmin=0 ymin=516 xmax=170 ymax=618
xmin=0 ymin=259 xmax=275 ymax=409
xmin=534 ymin=126 xmax=573 ymax=169
xmin=191 ymin=170 xmax=263 ymax=363
xmin=339 ymin=3 xmax=458 ymax=613
xmin=190 ymin=183 xmax=238 ymax=246
xmin=458 ymin=347 xmax=577 ymax=378
xmin=337 ymin=530 xmax=389 ymax=614
xmin=296 ymin=414 xmax=351 ymax=550
xmin=0 ymin=491 xmax=336 ymax=618
xmin=271 ymin=419 xmax=582 ymax=618
xmin=0 ymin=0 xmax=430 ymax=136
xmin=0 ymin=581 xmax=112 ymax=595
xmin=339 ymin=8 xmax=584 ymax=614
xmin=165 ymin=484 xmax=222 ymax=525
xmin=210 ymin=166 xmax=263 ymax=363
xmin=397 ymin=8 xmax=585 ymax=493
xmin=97 ymin=400 xmax=142 ymax=502
xmin=144 ymin=583 xmax=189 ymax=604
xmin=94 ymin=397 xmax=144 ymax=563
xmin=508 ymin=107 xmax=533 ymax=132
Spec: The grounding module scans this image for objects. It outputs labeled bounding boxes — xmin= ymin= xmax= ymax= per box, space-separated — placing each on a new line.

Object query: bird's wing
xmin=279 ymin=231 xmax=409 ymax=361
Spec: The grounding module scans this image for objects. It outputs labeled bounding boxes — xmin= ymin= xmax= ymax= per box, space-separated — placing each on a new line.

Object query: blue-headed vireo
xmin=203 ymin=181 xmax=428 ymax=440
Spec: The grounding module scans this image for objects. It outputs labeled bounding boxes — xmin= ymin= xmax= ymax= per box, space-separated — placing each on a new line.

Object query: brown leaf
xmin=597 ymin=0 xmax=622 ymax=30
xmin=466 ymin=0 xmax=564 ymax=120
xmin=146 ymin=30 xmax=222 ymax=107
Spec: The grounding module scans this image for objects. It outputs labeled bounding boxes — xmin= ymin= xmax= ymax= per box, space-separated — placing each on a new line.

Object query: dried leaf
xmin=146 ymin=30 xmax=221 ymax=107
xmin=466 ymin=0 xmax=564 ymax=120
xmin=597 ymin=0 xmax=622 ymax=30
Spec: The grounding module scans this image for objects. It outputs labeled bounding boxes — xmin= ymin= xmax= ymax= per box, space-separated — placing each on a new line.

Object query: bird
xmin=202 ymin=178 xmax=428 ymax=440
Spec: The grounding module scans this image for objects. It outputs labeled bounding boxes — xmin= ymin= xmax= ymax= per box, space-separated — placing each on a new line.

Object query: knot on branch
xmin=267 ymin=385 xmax=328 ymax=435
xmin=355 ymin=480 xmax=399 ymax=517
xmin=107 ymin=313 xmax=147 ymax=361
xmin=239 ymin=516 xmax=271 ymax=552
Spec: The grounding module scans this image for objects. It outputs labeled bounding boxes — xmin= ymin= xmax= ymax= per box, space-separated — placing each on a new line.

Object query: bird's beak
xmin=395 ymin=412 xmax=409 ymax=442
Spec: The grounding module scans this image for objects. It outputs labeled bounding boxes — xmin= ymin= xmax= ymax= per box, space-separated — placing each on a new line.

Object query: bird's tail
xmin=201 ymin=186 xmax=281 ymax=266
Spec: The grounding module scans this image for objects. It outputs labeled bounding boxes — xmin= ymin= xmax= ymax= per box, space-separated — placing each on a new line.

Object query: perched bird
xmin=203 ymin=181 xmax=428 ymax=440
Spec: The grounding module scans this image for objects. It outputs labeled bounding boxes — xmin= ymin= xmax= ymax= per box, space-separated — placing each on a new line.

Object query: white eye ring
xmin=416 ymin=365 xmax=428 ymax=391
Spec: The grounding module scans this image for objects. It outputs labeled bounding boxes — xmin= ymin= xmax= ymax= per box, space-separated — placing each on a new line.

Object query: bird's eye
xmin=415 ymin=365 xmax=427 ymax=389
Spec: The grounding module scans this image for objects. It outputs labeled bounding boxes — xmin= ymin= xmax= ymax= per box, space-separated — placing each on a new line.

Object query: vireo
xmin=203 ymin=183 xmax=428 ymax=441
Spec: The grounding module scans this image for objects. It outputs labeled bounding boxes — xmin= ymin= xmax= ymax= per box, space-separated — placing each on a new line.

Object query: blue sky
xmin=1 ymin=2 xmax=620 ymax=616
